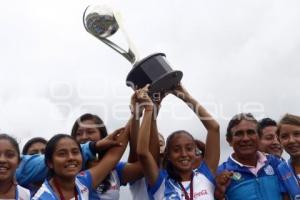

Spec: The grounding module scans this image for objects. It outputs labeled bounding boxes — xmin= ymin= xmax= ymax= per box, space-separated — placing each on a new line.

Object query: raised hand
xmin=95 ymin=127 xmax=125 ymax=151
xmin=214 ymin=171 xmax=233 ymax=200
xmin=171 ymin=83 xmax=190 ymax=102
xmin=135 ymin=84 xmax=153 ymax=110
xmin=130 ymin=92 xmax=144 ymax=118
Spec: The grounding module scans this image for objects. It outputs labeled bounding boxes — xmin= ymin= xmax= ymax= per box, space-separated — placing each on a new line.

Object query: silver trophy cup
xmin=83 ymin=5 xmax=182 ymax=98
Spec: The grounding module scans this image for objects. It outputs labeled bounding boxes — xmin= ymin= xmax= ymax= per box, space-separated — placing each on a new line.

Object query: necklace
xmin=53 ymin=178 xmax=78 ymax=200
xmin=178 ymin=174 xmax=194 ymax=200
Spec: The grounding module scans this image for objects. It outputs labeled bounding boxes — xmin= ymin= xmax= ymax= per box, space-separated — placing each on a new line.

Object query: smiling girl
xmin=0 ymin=134 xmax=30 ymax=200
xmin=70 ymin=113 xmax=144 ymax=200
xmin=137 ymin=84 xmax=220 ymax=200
xmin=277 ymin=114 xmax=300 ymax=199
xmin=32 ymin=129 xmax=127 ymax=200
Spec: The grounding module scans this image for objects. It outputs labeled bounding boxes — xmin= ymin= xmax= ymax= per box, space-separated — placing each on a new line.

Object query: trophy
xmin=83 ymin=5 xmax=183 ymax=99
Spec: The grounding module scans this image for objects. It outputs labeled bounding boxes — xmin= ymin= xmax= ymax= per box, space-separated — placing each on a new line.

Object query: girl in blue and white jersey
xmin=70 ymin=113 xmax=144 ymax=200
xmin=32 ymin=129 xmax=128 ymax=200
xmin=277 ymin=114 xmax=300 ymax=199
xmin=136 ymin=83 xmax=220 ymax=200
xmin=0 ymin=134 xmax=30 ymax=200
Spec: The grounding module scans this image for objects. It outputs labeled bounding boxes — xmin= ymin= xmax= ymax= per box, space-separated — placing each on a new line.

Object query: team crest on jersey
xmin=264 ymin=165 xmax=274 ymax=175
xmin=232 ymin=172 xmax=242 ymax=181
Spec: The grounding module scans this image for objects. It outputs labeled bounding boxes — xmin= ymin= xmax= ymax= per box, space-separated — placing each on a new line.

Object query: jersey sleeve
xmin=197 ymin=161 xmax=216 ymax=185
xmin=147 ymin=169 xmax=166 ymax=196
xmin=115 ymin=161 xmax=127 ymax=186
xmin=80 ymin=142 xmax=96 ymax=167
xmin=276 ymin=161 xmax=292 ymax=194
xmin=216 ymin=162 xmax=227 ymax=175
xmin=16 ymin=154 xmax=48 ymax=186
xmin=76 ymin=170 xmax=93 ymax=190
xmin=268 ymin=155 xmax=287 ymax=193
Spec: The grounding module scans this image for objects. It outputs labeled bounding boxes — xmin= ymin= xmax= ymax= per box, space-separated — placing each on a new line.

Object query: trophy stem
xmin=114 ymin=12 xmax=139 ymax=63
xmin=100 ymin=38 xmax=136 ymax=64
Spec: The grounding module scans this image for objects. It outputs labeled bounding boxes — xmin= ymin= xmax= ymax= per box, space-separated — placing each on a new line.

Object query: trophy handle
xmin=99 ymin=37 xmax=136 ymax=64
xmin=114 ymin=12 xmax=139 ymax=64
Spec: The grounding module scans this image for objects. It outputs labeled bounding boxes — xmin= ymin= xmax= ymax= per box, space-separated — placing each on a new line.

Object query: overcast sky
xmin=1 ymin=0 xmax=300 ymax=198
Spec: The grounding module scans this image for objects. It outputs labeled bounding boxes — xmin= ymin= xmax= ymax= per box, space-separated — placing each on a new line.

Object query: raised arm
xmin=172 ymin=83 xmax=220 ymax=173
xmin=136 ymin=86 xmax=160 ymax=186
xmin=89 ymin=126 xmax=129 ymax=189
xmin=127 ymin=93 xmax=142 ymax=163
xmin=120 ymin=93 xmax=144 ymax=184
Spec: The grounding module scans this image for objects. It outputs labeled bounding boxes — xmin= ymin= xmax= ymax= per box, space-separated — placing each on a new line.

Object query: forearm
xmin=149 ymin=110 xmax=160 ymax=164
xmin=185 ymin=95 xmax=220 ymax=172
xmin=128 ymin=114 xmax=140 ymax=162
xmin=90 ymin=130 xmax=129 ymax=188
xmin=185 ymin=95 xmax=219 ymax=131
xmin=137 ymin=109 xmax=153 ymax=158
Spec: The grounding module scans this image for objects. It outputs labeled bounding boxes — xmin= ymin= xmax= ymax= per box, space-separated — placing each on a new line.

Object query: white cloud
xmin=1 ymin=0 xmax=300 ymax=198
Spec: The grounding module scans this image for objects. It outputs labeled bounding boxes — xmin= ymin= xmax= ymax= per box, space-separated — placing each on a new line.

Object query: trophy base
xmin=149 ymin=70 xmax=183 ymax=94
xmin=126 ymin=53 xmax=183 ymax=99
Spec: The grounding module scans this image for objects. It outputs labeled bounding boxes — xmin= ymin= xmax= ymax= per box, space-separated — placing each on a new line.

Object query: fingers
xmin=216 ymin=171 xmax=233 ymax=185
xmin=136 ymin=85 xmax=150 ymax=100
xmin=110 ymin=127 xmax=125 ymax=140
xmin=109 ymin=140 xmax=123 ymax=147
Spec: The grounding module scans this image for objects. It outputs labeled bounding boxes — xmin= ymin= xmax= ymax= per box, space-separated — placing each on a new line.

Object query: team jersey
xmin=277 ymin=159 xmax=300 ymax=199
xmin=129 ymin=177 xmax=150 ymax=200
xmin=148 ymin=161 xmax=215 ymax=200
xmin=90 ymin=162 xmax=126 ymax=200
xmin=11 ymin=185 xmax=30 ymax=200
xmin=32 ymin=170 xmax=92 ymax=200
xmin=217 ymin=152 xmax=285 ymax=200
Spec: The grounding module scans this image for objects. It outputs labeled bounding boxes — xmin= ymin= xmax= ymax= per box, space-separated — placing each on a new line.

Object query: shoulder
xmin=196 ymin=161 xmax=215 ymax=184
xmin=32 ymin=182 xmax=55 ymax=200
xmin=148 ymin=169 xmax=168 ymax=196
xmin=16 ymin=185 xmax=31 ymax=200
xmin=76 ymin=170 xmax=93 ymax=190
xmin=217 ymin=159 xmax=232 ymax=174
xmin=266 ymin=154 xmax=284 ymax=167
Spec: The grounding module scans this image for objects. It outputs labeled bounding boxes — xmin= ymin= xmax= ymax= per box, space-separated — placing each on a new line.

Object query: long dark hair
xmin=71 ymin=113 xmax=111 ymax=194
xmin=163 ymin=130 xmax=195 ymax=182
xmin=45 ymin=134 xmax=82 ymax=178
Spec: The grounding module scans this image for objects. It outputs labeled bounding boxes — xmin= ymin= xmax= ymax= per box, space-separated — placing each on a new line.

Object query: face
xmin=279 ymin=124 xmax=300 ymax=159
xmin=259 ymin=126 xmax=283 ymax=157
xmin=48 ymin=138 xmax=82 ymax=179
xmin=228 ymin=120 xmax=258 ymax=161
xmin=168 ymin=133 xmax=196 ymax=172
xmin=159 ymin=134 xmax=166 ymax=154
xmin=75 ymin=119 xmax=102 ymax=143
xmin=0 ymin=139 xmax=19 ymax=182
xmin=27 ymin=142 xmax=46 ymax=155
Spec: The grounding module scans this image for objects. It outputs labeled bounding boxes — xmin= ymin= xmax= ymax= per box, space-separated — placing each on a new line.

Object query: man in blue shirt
xmin=214 ymin=113 xmax=288 ymax=200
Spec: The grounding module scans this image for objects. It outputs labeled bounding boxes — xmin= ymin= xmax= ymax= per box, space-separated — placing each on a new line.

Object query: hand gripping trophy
xmin=83 ymin=5 xmax=183 ymax=99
